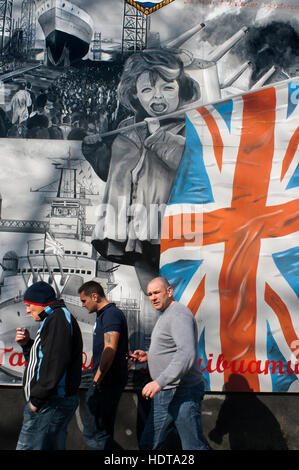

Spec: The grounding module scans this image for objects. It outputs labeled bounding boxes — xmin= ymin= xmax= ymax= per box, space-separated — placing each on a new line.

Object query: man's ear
xmin=91 ymin=292 xmax=99 ymax=302
xmin=167 ymin=286 xmax=173 ymax=298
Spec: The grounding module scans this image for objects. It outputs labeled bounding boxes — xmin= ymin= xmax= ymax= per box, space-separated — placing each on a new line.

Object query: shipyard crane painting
xmin=0 ymin=0 xmax=298 ymax=392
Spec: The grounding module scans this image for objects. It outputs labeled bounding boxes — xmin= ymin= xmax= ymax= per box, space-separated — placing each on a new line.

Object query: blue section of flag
xmin=287 ymin=81 xmax=299 ymax=118
xmin=266 ymin=321 xmax=297 ymax=392
xmin=198 ymin=328 xmax=210 ymax=390
xmin=272 ymin=247 xmax=299 ymax=299
xmin=168 ymin=115 xmax=214 ymax=205
xmin=213 ymin=100 xmax=233 ymax=132
xmin=286 ymin=162 xmax=299 ymax=189
xmin=160 ymin=259 xmax=203 ymax=301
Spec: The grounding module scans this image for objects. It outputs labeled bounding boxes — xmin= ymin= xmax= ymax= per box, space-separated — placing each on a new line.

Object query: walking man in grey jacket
xmin=132 ymin=276 xmax=210 ymax=450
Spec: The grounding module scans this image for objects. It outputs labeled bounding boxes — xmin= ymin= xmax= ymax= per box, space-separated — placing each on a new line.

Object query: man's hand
xmin=131 ymin=350 xmax=148 ymax=363
xmin=142 ymin=380 xmax=161 ymax=399
xmin=15 ymin=328 xmax=30 ymax=347
xmin=29 ymin=402 xmax=37 ymax=412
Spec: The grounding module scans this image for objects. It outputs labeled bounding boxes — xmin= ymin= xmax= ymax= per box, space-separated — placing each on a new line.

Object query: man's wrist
xmin=92 ymin=380 xmax=100 ymax=389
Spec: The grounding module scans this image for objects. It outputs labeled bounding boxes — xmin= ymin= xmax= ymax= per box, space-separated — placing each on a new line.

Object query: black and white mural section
xmin=0 ymin=0 xmax=298 ymax=392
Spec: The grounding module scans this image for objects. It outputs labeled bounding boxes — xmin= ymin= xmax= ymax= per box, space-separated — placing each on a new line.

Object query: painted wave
xmin=135 ymin=0 xmax=164 ymax=7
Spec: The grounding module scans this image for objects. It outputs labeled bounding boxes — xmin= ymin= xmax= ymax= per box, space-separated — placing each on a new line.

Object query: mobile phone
xmin=126 ymin=354 xmax=135 ymax=360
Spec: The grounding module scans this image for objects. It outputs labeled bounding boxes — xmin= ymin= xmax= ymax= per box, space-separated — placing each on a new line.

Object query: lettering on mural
xmin=199 ymin=351 xmax=299 ymax=376
xmin=2 ymin=339 xmax=299 ymax=376
xmin=184 ymin=0 xmax=299 ymax=9
xmin=0 ymin=347 xmax=93 ymax=371
xmin=0 ymin=348 xmax=148 ymax=375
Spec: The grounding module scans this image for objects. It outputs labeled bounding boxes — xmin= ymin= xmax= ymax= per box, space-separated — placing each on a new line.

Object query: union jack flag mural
xmin=160 ymin=79 xmax=299 ymax=393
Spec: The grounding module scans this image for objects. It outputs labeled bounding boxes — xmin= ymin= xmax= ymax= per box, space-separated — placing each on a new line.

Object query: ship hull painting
xmin=36 ymin=0 xmax=93 ymax=64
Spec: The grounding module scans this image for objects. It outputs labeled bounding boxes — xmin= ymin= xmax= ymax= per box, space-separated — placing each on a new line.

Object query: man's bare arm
xmin=93 ymin=331 xmax=120 ymax=386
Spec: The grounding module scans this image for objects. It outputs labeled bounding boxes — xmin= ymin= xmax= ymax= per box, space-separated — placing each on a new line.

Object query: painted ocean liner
xmin=35 ymin=0 xmax=93 ymax=65
xmin=0 ymin=152 xmax=145 ymax=386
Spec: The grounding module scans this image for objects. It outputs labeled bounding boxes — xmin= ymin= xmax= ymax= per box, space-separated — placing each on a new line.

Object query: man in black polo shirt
xmin=79 ymin=280 xmax=128 ymax=450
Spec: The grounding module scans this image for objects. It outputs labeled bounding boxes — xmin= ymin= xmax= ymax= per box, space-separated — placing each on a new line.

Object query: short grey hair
xmin=148 ymin=276 xmax=171 ymax=290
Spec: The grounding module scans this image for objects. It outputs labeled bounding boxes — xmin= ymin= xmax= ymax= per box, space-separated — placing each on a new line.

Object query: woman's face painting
xmin=135 ymin=71 xmax=180 ymax=117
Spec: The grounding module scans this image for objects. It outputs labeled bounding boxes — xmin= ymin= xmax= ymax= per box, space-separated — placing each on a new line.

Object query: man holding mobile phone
xmin=131 ymin=276 xmax=210 ymax=451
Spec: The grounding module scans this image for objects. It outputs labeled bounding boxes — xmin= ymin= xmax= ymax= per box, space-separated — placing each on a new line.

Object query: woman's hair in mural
xmin=118 ymin=48 xmax=200 ymax=116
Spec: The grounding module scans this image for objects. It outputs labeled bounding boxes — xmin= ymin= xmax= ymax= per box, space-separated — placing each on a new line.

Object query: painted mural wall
xmin=0 ymin=0 xmax=298 ymax=392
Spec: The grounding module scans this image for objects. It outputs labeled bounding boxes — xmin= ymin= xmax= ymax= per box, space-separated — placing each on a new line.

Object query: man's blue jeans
xmin=83 ymin=383 xmax=124 ymax=450
xmin=140 ymin=382 xmax=210 ymax=450
xmin=16 ymin=394 xmax=79 ymax=450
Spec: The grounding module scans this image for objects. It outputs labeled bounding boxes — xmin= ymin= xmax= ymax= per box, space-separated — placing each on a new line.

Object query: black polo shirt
xmin=93 ymin=303 xmax=128 ymax=387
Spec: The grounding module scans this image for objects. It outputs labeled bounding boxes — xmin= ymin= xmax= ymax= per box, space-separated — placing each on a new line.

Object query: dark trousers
xmin=83 ymin=383 xmax=124 ymax=450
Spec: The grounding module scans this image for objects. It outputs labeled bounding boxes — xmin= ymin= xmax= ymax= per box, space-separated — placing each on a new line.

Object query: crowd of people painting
xmin=0 ymin=61 xmax=130 ymax=140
